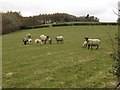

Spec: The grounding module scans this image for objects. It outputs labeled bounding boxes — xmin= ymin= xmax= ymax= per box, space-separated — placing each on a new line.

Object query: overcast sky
xmin=0 ymin=0 xmax=119 ymax=22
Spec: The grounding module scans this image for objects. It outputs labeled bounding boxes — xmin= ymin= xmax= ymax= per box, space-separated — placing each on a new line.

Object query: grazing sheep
xmin=26 ymin=33 xmax=31 ymax=38
xmin=35 ymin=39 xmax=43 ymax=45
xmin=55 ymin=35 xmax=64 ymax=44
xmin=85 ymin=37 xmax=101 ymax=50
xmin=23 ymin=38 xmax=32 ymax=45
xmin=28 ymin=38 xmax=32 ymax=44
xmin=23 ymin=38 xmax=28 ymax=45
xmin=39 ymin=34 xmax=49 ymax=44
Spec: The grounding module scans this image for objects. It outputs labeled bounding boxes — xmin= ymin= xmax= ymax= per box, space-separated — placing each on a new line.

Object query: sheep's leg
xmin=88 ymin=45 xmax=90 ymax=49
xmin=49 ymin=40 xmax=52 ymax=44
xmin=91 ymin=45 xmax=93 ymax=50
xmin=62 ymin=40 xmax=64 ymax=43
xmin=26 ymin=41 xmax=28 ymax=45
xmin=57 ymin=40 xmax=59 ymax=44
xmin=24 ymin=42 xmax=26 ymax=45
xmin=60 ymin=40 xmax=62 ymax=44
xmin=24 ymin=41 xmax=27 ymax=45
xmin=42 ymin=40 xmax=44 ymax=44
xmin=44 ymin=39 xmax=47 ymax=44
xmin=96 ymin=45 xmax=99 ymax=50
xmin=44 ymin=40 xmax=46 ymax=44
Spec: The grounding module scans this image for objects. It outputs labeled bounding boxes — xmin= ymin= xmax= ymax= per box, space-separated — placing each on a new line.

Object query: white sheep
xmin=55 ymin=35 xmax=64 ymax=44
xmin=26 ymin=33 xmax=31 ymax=38
xmin=85 ymin=37 xmax=101 ymax=50
xmin=23 ymin=38 xmax=32 ymax=45
xmin=35 ymin=39 xmax=43 ymax=45
xmin=23 ymin=38 xmax=28 ymax=45
xmin=28 ymin=38 xmax=32 ymax=44
xmin=39 ymin=34 xmax=49 ymax=44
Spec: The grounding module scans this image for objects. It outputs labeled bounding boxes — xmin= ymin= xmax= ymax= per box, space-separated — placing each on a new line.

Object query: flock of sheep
xmin=23 ymin=33 xmax=64 ymax=45
xmin=23 ymin=33 xmax=101 ymax=50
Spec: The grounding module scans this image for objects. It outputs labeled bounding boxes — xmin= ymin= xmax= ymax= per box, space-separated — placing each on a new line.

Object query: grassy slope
xmin=2 ymin=26 xmax=118 ymax=88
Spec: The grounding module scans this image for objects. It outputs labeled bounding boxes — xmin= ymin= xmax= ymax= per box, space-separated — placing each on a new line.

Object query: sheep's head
xmin=82 ymin=41 xmax=87 ymax=48
xmin=55 ymin=36 xmax=57 ymax=39
xmin=85 ymin=37 xmax=89 ymax=41
xmin=26 ymin=33 xmax=31 ymax=38
xmin=46 ymin=36 xmax=49 ymax=39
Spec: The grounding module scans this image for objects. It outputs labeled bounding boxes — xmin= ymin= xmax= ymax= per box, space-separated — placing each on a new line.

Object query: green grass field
xmin=2 ymin=25 xmax=118 ymax=88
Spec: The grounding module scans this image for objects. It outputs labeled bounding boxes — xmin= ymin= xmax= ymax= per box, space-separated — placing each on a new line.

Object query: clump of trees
xmin=2 ymin=11 xmax=99 ymax=34
xmin=2 ymin=11 xmax=22 ymax=34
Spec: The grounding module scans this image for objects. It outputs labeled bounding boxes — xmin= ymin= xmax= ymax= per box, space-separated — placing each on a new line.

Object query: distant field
xmin=2 ymin=25 xmax=118 ymax=88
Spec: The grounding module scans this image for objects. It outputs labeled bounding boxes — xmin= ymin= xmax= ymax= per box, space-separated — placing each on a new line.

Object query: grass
xmin=2 ymin=25 xmax=118 ymax=88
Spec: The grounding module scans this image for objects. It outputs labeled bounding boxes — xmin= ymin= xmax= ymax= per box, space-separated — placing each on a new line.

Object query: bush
xmin=52 ymin=23 xmax=73 ymax=27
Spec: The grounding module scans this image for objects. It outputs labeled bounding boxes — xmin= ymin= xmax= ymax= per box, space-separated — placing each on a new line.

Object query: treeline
xmin=2 ymin=11 xmax=100 ymax=34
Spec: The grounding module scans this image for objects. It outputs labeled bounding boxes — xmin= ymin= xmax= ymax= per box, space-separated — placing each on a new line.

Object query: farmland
xmin=2 ymin=25 xmax=118 ymax=88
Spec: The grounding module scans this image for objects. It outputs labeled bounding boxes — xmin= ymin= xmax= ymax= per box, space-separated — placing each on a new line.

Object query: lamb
xmin=26 ymin=33 xmax=31 ymax=38
xmin=28 ymin=38 xmax=32 ymax=44
xmin=39 ymin=34 xmax=49 ymax=44
xmin=55 ymin=35 xmax=64 ymax=44
xmin=35 ymin=39 xmax=43 ymax=45
xmin=23 ymin=38 xmax=32 ymax=45
xmin=23 ymin=38 xmax=28 ymax=45
xmin=23 ymin=33 xmax=31 ymax=45
xmin=85 ymin=37 xmax=101 ymax=50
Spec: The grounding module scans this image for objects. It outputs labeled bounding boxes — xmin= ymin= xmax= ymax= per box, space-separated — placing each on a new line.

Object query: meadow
xmin=2 ymin=25 xmax=118 ymax=88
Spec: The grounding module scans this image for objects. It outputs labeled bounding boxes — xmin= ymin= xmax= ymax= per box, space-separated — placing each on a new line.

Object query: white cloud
xmin=0 ymin=0 xmax=119 ymax=22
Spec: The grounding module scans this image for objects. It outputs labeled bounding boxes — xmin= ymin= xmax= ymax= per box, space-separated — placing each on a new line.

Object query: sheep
xmin=28 ymin=38 xmax=32 ymax=44
xmin=26 ymin=33 xmax=31 ymax=38
xmin=23 ymin=38 xmax=32 ymax=45
xmin=39 ymin=34 xmax=49 ymax=44
xmin=85 ymin=37 xmax=101 ymax=50
xmin=35 ymin=39 xmax=43 ymax=45
xmin=23 ymin=38 xmax=28 ymax=45
xmin=55 ymin=35 xmax=64 ymax=44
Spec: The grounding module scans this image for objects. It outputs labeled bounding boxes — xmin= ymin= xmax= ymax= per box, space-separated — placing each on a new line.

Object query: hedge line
xmin=20 ymin=25 xmax=50 ymax=30
xmin=17 ymin=22 xmax=118 ymax=30
xmin=52 ymin=22 xmax=117 ymax=27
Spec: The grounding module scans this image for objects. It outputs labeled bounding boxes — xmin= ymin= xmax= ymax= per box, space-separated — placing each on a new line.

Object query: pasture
xmin=2 ymin=25 xmax=118 ymax=88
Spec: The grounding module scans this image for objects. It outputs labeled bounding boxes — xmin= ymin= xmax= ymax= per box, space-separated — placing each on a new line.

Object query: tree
xmin=110 ymin=2 xmax=120 ymax=89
